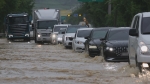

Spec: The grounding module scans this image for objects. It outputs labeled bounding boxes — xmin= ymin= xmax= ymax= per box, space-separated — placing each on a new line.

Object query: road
xmin=0 ymin=39 xmax=149 ymax=84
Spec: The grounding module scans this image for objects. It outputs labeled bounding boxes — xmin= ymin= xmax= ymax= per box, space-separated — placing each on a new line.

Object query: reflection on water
xmin=37 ymin=45 xmax=42 ymax=48
xmin=104 ymin=63 xmax=117 ymax=71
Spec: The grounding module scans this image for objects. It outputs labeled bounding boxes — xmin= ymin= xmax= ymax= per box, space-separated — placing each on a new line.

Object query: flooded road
xmin=0 ymin=39 xmax=149 ymax=84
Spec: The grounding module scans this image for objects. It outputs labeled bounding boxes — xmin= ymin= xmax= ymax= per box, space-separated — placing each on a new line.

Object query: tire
xmin=35 ymin=37 xmax=37 ymax=43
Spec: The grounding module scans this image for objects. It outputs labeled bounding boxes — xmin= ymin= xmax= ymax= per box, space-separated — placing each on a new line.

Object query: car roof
xmin=68 ymin=25 xmax=87 ymax=27
xmin=92 ymin=27 xmax=116 ymax=31
xmin=141 ymin=12 xmax=150 ymax=17
xmin=77 ymin=28 xmax=93 ymax=31
xmin=110 ymin=27 xmax=131 ymax=31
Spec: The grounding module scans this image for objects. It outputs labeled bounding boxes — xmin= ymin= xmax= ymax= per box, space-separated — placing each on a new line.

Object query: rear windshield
xmin=66 ymin=26 xmax=87 ymax=33
xmin=92 ymin=30 xmax=107 ymax=39
xmin=77 ymin=30 xmax=92 ymax=37
xmin=108 ymin=29 xmax=129 ymax=40
xmin=141 ymin=17 xmax=150 ymax=34
xmin=54 ymin=26 xmax=67 ymax=32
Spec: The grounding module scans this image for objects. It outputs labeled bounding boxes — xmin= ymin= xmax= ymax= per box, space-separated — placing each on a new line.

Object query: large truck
xmin=5 ymin=13 xmax=31 ymax=41
xmin=33 ymin=9 xmax=60 ymax=43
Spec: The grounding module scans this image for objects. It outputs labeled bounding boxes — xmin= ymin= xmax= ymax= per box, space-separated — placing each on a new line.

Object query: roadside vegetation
xmin=66 ymin=0 xmax=150 ymax=27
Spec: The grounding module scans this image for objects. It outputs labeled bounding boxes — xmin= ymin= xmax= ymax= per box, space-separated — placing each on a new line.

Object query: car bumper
xmin=104 ymin=50 xmax=129 ymax=62
xmin=137 ymin=51 xmax=150 ymax=63
xmin=37 ymin=37 xmax=50 ymax=42
xmin=89 ymin=48 xmax=100 ymax=56
xmin=74 ymin=43 xmax=85 ymax=51
xmin=64 ymin=40 xmax=73 ymax=47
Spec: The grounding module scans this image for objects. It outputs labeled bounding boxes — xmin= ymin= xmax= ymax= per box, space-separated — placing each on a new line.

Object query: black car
xmin=84 ymin=27 xmax=114 ymax=57
xmin=100 ymin=27 xmax=130 ymax=62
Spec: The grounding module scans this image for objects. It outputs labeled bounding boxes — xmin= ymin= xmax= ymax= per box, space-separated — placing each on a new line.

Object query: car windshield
xmin=66 ymin=26 xmax=86 ymax=33
xmin=108 ymin=29 xmax=129 ymax=40
xmin=141 ymin=17 xmax=150 ymax=34
xmin=54 ymin=26 xmax=67 ymax=32
xmin=38 ymin=20 xmax=58 ymax=29
xmin=9 ymin=16 xmax=27 ymax=24
xmin=92 ymin=30 xmax=107 ymax=39
xmin=77 ymin=30 xmax=92 ymax=37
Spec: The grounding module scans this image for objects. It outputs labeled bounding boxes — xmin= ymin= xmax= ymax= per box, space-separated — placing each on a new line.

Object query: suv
xmin=128 ymin=12 xmax=150 ymax=71
xmin=50 ymin=24 xmax=70 ymax=44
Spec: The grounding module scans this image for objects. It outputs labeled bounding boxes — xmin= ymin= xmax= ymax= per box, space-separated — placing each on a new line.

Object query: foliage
xmin=66 ymin=0 xmax=150 ymax=27
xmin=0 ymin=0 xmax=34 ymax=32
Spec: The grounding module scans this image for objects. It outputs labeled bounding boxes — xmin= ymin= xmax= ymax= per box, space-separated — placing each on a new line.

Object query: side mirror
xmin=84 ymin=36 xmax=89 ymax=39
xmin=129 ymin=29 xmax=138 ymax=36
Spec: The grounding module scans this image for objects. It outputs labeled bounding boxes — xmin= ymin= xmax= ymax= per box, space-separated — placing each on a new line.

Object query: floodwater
xmin=0 ymin=39 xmax=149 ymax=84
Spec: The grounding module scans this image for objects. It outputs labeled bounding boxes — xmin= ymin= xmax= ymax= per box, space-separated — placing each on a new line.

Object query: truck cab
xmin=33 ymin=9 xmax=60 ymax=43
xmin=5 ymin=13 xmax=30 ymax=41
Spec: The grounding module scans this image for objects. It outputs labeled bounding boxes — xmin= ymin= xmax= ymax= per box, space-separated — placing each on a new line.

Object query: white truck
xmin=33 ymin=9 xmax=60 ymax=43
xmin=128 ymin=12 xmax=150 ymax=72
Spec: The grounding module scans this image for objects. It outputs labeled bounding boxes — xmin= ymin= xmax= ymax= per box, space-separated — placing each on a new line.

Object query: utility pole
xmin=108 ymin=0 xmax=111 ymax=15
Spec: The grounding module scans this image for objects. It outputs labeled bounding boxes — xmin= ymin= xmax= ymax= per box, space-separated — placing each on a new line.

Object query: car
xmin=100 ymin=27 xmax=130 ymax=62
xmin=84 ymin=27 xmax=113 ymax=57
xmin=57 ymin=28 xmax=66 ymax=44
xmin=50 ymin=24 xmax=70 ymax=44
xmin=72 ymin=28 xmax=93 ymax=52
xmin=128 ymin=12 xmax=150 ymax=71
xmin=63 ymin=25 xmax=88 ymax=48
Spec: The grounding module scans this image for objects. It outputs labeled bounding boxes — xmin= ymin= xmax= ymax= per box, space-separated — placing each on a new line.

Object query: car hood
xmin=65 ymin=33 xmax=75 ymax=37
xmin=106 ymin=40 xmax=128 ymax=47
xmin=75 ymin=38 xmax=86 ymax=42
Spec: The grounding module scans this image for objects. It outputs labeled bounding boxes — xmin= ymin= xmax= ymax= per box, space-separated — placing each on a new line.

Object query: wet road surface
xmin=0 ymin=39 xmax=149 ymax=84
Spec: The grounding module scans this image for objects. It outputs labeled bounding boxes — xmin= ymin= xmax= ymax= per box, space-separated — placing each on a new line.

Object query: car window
xmin=54 ymin=26 xmax=67 ymax=32
xmin=141 ymin=17 xmax=150 ymax=34
xmin=108 ymin=29 xmax=129 ymax=40
xmin=77 ymin=30 xmax=92 ymax=37
xmin=66 ymin=26 xmax=87 ymax=33
xmin=91 ymin=30 xmax=107 ymax=39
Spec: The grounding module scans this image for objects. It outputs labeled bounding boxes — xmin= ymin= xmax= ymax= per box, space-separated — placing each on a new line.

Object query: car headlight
xmin=75 ymin=41 xmax=83 ymax=44
xmin=52 ymin=34 xmax=56 ymax=38
xmin=89 ymin=45 xmax=97 ymax=49
xmin=38 ymin=34 xmax=41 ymax=37
xmin=8 ymin=35 xmax=13 ymax=38
xmin=25 ymin=34 xmax=29 ymax=37
xmin=106 ymin=47 xmax=114 ymax=51
xmin=139 ymin=42 xmax=150 ymax=54
xmin=58 ymin=37 xmax=62 ymax=40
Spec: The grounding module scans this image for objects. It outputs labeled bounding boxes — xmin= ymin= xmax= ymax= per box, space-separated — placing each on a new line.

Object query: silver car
xmin=50 ymin=24 xmax=70 ymax=44
xmin=57 ymin=28 xmax=66 ymax=44
xmin=63 ymin=25 xmax=88 ymax=48
xmin=72 ymin=28 xmax=93 ymax=52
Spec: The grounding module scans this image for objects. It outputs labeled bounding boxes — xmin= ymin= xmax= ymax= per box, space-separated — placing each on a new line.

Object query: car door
xmin=100 ymin=30 xmax=109 ymax=56
xmin=129 ymin=15 xmax=140 ymax=65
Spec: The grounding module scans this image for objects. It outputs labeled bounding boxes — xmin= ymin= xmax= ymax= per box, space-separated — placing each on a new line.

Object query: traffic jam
xmin=1 ymin=7 xmax=150 ymax=84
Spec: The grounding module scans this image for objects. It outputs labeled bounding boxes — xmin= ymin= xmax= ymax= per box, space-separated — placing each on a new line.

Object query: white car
xmin=128 ymin=12 xmax=150 ymax=71
xmin=50 ymin=24 xmax=70 ymax=44
xmin=72 ymin=28 xmax=93 ymax=52
xmin=63 ymin=25 xmax=88 ymax=48
xmin=57 ymin=28 xmax=66 ymax=44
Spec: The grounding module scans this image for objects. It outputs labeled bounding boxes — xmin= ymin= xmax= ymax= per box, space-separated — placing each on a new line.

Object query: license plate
xmin=121 ymin=52 xmax=128 ymax=56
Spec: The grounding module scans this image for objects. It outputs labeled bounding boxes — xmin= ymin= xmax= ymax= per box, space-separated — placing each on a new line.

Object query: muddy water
xmin=0 ymin=39 xmax=149 ymax=84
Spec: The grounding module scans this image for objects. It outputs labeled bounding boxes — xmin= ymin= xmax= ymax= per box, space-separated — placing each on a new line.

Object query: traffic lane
xmin=0 ymin=39 xmax=148 ymax=84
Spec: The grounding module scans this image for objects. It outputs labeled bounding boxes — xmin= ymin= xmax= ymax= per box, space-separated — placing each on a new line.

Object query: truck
xmin=33 ymin=9 xmax=60 ymax=43
xmin=5 ymin=13 xmax=31 ymax=41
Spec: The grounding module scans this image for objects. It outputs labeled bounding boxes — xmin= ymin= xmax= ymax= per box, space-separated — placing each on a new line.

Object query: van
xmin=128 ymin=12 xmax=150 ymax=71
